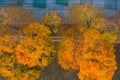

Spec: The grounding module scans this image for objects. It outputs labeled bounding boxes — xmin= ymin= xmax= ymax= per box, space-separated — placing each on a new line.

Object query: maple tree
xmin=41 ymin=11 xmax=62 ymax=34
xmin=58 ymin=4 xmax=117 ymax=80
xmin=0 ymin=23 xmax=55 ymax=80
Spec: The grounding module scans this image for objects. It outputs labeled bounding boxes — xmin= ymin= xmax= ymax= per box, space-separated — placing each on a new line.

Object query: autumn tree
xmin=16 ymin=23 xmax=55 ymax=68
xmin=41 ymin=11 xmax=62 ymax=34
xmin=0 ymin=23 xmax=55 ymax=80
xmin=0 ymin=34 xmax=25 ymax=80
xmin=0 ymin=7 xmax=35 ymax=30
xmin=58 ymin=4 xmax=117 ymax=80
xmin=58 ymin=27 xmax=117 ymax=80
xmin=69 ymin=4 xmax=107 ymax=31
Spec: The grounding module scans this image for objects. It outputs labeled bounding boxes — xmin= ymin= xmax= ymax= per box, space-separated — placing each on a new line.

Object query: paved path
xmin=52 ymin=36 xmax=120 ymax=43
xmin=52 ymin=36 xmax=61 ymax=42
xmin=38 ymin=57 xmax=79 ymax=80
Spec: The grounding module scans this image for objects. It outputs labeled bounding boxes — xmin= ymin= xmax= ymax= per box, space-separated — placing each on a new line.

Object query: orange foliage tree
xmin=0 ymin=23 xmax=55 ymax=80
xmin=58 ymin=4 xmax=117 ymax=80
xmin=16 ymin=23 xmax=55 ymax=68
xmin=58 ymin=27 xmax=117 ymax=80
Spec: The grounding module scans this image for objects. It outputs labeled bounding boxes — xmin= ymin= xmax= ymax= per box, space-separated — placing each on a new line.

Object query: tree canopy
xmin=58 ymin=4 xmax=117 ymax=80
xmin=41 ymin=11 xmax=62 ymax=34
xmin=0 ymin=7 xmax=35 ymax=29
xmin=0 ymin=23 xmax=55 ymax=80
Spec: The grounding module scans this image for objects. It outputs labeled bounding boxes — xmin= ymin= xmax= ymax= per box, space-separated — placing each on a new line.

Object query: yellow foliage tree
xmin=16 ymin=23 xmax=55 ymax=68
xmin=41 ymin=11 xmax=62 ymax=34
xmin=0 ymin=23 xmax=55 ymax=80
xmin=69 ymin=4 xmax=107 ymax=31
xmin=58 ymin=28 xmax=117 ymax=80
xmin=58 ymin=4 xmax=117 ymax=80
xmin=77 ymin=29 xmax=117 ymax=80
xmin=0 ymin=7 xmax=35 ymax=29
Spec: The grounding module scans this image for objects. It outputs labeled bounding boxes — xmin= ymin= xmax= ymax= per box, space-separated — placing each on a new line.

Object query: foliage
xmin=58 ymin=28 xmax=117 ymax=80
xmin=58 ymin=36 xmax=78 ymax=70
xmin=0 ymin=25 xmax=23 ymax=36
xmin=77 ymin=29 xmax=117 ymax=80
xmin=16 ymin=23 xmax=55 ymax=67
xmin=0 ymin=7 xmax=35 ymax=29
xmin=69 ymin=4 xmax=106 ymax=30
xmin=58 ymin=4 xmax=117 ymax=80
xmin=41 ymin=11 xmax=62 ymax=34
xmin=0 ymin=23 xmax=55 ymax=80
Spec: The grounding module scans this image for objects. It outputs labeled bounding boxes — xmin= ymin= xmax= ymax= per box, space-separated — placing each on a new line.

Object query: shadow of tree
xmin=38 ymin=56 xmax=79 ymax=80
xmin=113 ymin=43 xmax=120 ymax=80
